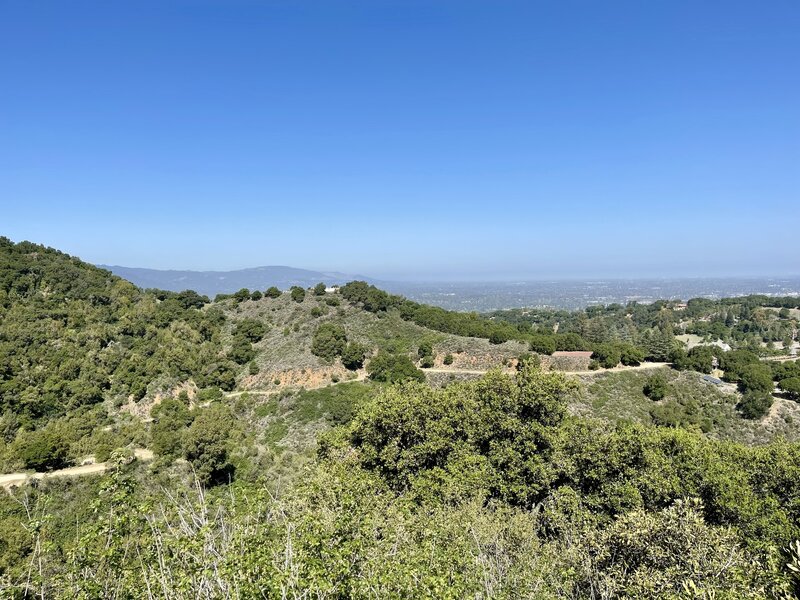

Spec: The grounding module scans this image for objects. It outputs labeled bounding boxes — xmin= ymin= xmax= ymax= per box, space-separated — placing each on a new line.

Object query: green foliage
xmin=13 ymin=427 xmax=70 ymax=471
xmin=738 ymin=391 xmax=774 ymax=419
xmin=719 ymin=349 xmax=761 ymax=382
xmin=589 ymin=499 xmax=756 ymax=597
xmin=183 ymin=404 xmax=233 ymax=486
xmin=313 ymin=282 xmax=327 ymax=296
xmin=310 ymin=323 xmax=347 ymax=361
xmin=780 ymin=377 xmax=800 ymax=400
xmin=0 ymin=239 xmax=227 ymax=425
xmin=228 ymin=334 xmax=256 ymax=364
xmin=639 ymin=328 xmax=675 ymax=361
xmin=591 ymin=342 xmax=645 ymax=368
xmin=264 ymin=286 xmax=281 ymax=298
xmin=738 ymin=362 xmax=774 ymax=395
xmin=336 ymin=366 xmax=576 ymax=506
xmin=591 ymin=343 xmax=621 ymax=368
xmin=366 ymin=351 xmax=425 ymax=384
xmin=339 ymin=281 xmax=519 ymax=343
xmin=232 ymin=288 xmax=251 ymax=302
xmin=290 ymin=286 xmax=306 ymax=303
xmin=234 ymin=318 xmax=267 ymax=342
xmin=341 ymin=342 xmax=368 ymax=371
xmin=288 ymin=382 xmax=374 ymax=427
xmin=417 ymin=340 xmax=433 ymax=358
xmin=443 ymin=353 xmax=454 ymax=365
xmin=671 ymin=345 xmax=715 ymax=373
xmin=151 ymin=398 xmax=193 ymax=460
xmin=529 ymin=334 xmax=556 ymax=355
xmin=643 ymin=372 xmax=668 ymax=400
xmin=489 ymin=330 xmax=509 ymax=345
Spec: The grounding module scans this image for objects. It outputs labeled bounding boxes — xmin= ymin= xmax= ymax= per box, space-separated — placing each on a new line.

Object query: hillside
xmin=2 ymin=239 xmax=800 ymax=597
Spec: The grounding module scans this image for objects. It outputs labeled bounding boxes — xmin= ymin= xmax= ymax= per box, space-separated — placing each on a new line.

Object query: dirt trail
xmin=560 ymin=362 xmax=670 ymax=376
xmin=1 ymin=448 xmax=153 ymax=490
xmin=425 ymin=362 xmax=670 ymax=377
xmin=225 ymin=372 xmax=369 ymax=398
xmin=228 ymin=363 xmax=673 ymax=398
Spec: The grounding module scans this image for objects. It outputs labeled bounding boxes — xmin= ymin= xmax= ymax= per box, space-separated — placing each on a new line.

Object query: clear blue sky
xmin=2 ymin=1 xmax=798 ymax=280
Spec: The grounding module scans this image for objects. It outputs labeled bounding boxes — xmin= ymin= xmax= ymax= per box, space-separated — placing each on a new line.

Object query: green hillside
xmin=2 ymin=239 xmax=800 ymax=597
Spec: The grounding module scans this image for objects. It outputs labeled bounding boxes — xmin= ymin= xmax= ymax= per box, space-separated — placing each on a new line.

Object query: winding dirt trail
xmin=1 ymin=449 xmax=153 ymax=490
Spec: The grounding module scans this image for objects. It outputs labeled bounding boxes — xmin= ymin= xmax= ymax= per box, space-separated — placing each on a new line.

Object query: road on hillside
xmin=425 ymin=362 xmax=670 ymax=377
xmin=1 ymin=449 xmax=154 ymax=490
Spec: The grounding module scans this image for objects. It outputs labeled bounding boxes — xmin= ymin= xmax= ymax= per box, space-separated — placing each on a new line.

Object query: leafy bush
xmin=417 ymin=340 xmax=433 ymax=358
xmin=643 ymin=372 xmax=668 ymax=400
xmin=671 ymin=346 xmax=715 ymax=374
xmin=339 ymin=366 xmax=575 ymax=506
xmin=311 ymin=323 xmax=347 ymax=361
xmin=290 ymin=286 xmax=306 ymax=303
xmin=737 ymin=391 xmax=773 ymax=419
xmin=183 ymin=405 xmax=234 ymax=486
xmin=234 ymin=319 xmax=267 ymax=342
xmin=341 ymin=342 xmax=368 ymax=371
xmin=529 ymin=335 xmax=556 ymax=355
xmin=738 ymin=363 xmax=774 ymax=395
xmin=780 ymin=377 xmax=800 ymax=400
xmin=14 ymin=427 xmax=70 ymax=471
xmin=366 ymin=351 xmax=425 ymax=384
xmin=592 ymin=344 xmax=621 ymax=368
xmin=151 ymin=398 xmax=193 ymax=460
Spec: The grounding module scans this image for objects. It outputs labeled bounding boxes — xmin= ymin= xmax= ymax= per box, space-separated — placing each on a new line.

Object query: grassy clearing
xmin=570 ymin=368 xmax=800 ymax=445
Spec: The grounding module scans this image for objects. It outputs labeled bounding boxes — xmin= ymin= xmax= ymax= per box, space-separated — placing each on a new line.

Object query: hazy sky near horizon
xmin=2 ymin=1 xmax=798 ymax=281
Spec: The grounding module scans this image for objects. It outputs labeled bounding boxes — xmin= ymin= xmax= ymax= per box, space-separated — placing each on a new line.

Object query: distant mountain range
xmin=101 ymin=265 xmax=374 ymax=297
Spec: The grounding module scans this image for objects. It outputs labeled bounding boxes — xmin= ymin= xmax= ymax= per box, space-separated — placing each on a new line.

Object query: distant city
xmin=384 ymin=278 xmax=800 ymax=312
xmin=104 ymin=264 xmax=800 ymax=313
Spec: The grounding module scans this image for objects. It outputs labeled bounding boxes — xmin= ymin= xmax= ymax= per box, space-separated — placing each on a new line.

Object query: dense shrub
xmin=366 ymin=351 xmax=425 ymax=384
xmin=737 ymin=363 xmax=774 ymax=395
xmin=529 ymin=335 xmax=556 ymax=355
xmin=14 ymin=427 xmax=70 ymax=471
xmin=671 ymin=345 xmax=716 ymax=374
xmin=234 ymin=319 xmax=266 ymax=342
xmin=738 ymin=391 xmax=774 ymax=419
xmin=0 ymin=239 xmax=227 ymax=424
xmin=780 ymin=377 xmax=800 ymax=400
xmin=643 ymin=372 xmax=668 ymax=400
xmin=341 ymin=342 xmax=368 ymax=370
xmin=311 ymin=323 xmax=347 ymax=361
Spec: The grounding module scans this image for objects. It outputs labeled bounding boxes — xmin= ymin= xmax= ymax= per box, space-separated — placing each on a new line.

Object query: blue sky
xmin=1 ymin=1 xmax=798 ymax=280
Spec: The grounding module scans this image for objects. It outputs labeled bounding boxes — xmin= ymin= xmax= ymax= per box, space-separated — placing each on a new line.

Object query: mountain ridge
xmin=100 ymin=264 xmax=376 ymax=296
